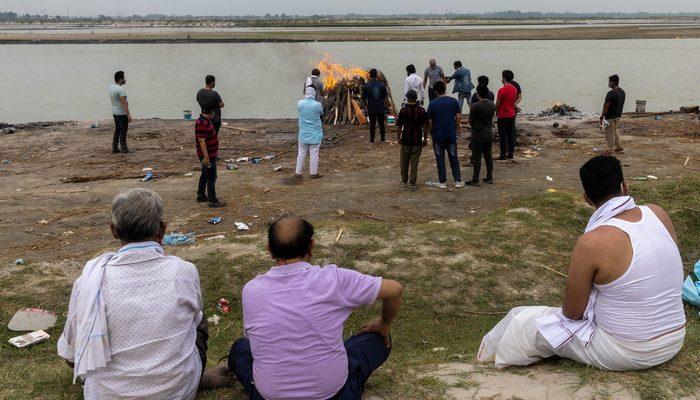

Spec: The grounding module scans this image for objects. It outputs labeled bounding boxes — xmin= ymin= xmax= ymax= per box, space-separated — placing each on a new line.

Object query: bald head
xmin=429 ymin=59 xmax=436 ymax=66
xmin=268 ymin=215 xmax=315 ymax=260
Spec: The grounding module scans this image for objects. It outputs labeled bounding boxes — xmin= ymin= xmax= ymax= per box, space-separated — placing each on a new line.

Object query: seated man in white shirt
xmin=57 ymin=188 xmax=230 ymax=399
xmin=478 ymin=155 xmax=686 ymax=371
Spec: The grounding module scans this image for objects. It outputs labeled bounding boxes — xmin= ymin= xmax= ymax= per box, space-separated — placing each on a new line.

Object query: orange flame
xmin=315 ymin=53 xmax=369 ymax=90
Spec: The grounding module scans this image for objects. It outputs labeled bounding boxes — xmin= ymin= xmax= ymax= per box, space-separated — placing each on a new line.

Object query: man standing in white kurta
xmin=478 ymin=155 xmax=686 ymax=371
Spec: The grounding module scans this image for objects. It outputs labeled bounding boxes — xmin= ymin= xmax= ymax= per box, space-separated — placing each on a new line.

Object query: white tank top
xmin=593 ymin=206 xmax=686 ymax=341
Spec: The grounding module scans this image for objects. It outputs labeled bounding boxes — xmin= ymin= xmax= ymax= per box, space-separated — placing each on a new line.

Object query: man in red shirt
xmin=495 ymin=70 xmax=518 ymax=160
xmin=195 ymin=103 xmax=225 ymax=207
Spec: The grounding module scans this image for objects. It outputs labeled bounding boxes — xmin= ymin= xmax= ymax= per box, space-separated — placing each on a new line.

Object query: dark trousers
xmin=197 ymin=156 xmax=218 ymax=202
xmin=112 ymin=115 xmax=129 ymax=151
xmin=213 ymin=120 xmax=221 ymax=134
xmin=368 ymin=113 xmax=386 ymax=142
xmin=428 ymin=87 xmax=437 ymax=101
xmin=196 ymin=318 xmax=209 ymax=374
xmin=470 ymin=138 xmax=494 ymax=182
xmin=400 ymin=144 xmax=422 ymax=185
xmin=497 ymin=117 xmax=516 ymax=158
xmin=229 ymin=333 xmax=391 ymax=400
xmin=432 ymin=139 xmax=461 ymax=184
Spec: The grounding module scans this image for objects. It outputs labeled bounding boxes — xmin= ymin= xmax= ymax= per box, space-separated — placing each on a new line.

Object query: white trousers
xmin=478 ymin=306 xmax=685 ymax=371
xmin=295 ymin=143 xmax=320 ymax=175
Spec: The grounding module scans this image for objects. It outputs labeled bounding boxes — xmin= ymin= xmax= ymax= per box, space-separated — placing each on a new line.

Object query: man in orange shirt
xmin=495 ymin=70 xmax=518 ymax=160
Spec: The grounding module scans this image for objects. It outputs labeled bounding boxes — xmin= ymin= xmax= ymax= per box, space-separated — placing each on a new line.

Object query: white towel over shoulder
xmin=536 ymin=196 xmax=637 ymax=349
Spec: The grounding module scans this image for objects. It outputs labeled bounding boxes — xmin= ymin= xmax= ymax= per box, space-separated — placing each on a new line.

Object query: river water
xmin=0 ymin=39 xmax=698 ymax=123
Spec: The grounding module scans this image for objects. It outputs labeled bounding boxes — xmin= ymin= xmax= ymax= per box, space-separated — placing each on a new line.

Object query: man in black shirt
xmin=196 ymin=75 xmax=225 ymax=133
xmin=467 ymin=85 xmax=497 ymax=186
xmin=362 ymin=69 xmax=389 ymax=143
xmin=600 ymin=74 xmax=626 ymax=154
xmin=470 ymin=75 xmax=495 ymax=105
xmin=396 ymin=90 xmax=428 ymax=190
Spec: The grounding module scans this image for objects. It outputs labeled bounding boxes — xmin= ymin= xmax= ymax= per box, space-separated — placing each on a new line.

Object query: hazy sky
xmin=4 ymin=0 xmax=700 ymax=17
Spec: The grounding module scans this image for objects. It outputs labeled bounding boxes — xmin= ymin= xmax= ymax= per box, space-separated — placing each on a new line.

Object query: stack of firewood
xmin=322 ymin=71 xmax=398 ymax=125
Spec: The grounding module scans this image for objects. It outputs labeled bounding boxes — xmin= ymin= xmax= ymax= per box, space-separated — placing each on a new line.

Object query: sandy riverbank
xmin=1 ymin=23 xmax=699 ymax=43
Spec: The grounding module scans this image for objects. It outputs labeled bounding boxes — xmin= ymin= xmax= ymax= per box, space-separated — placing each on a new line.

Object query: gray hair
xmin=111 ymin=188 xmax=164 ymax=243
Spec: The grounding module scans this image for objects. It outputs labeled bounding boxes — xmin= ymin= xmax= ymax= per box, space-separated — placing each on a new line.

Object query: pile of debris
xmin=538 ymin=103 xmax=579 ymax=117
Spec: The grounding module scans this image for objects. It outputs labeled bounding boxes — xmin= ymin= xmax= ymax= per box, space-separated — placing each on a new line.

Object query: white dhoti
xmin=477 ymin=306 xmax=685 ymax=371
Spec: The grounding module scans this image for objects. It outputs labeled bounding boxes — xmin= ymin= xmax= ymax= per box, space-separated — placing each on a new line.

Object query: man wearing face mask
xmin=197 ymin=75 xmax=225 ymax=134
xmin=599 ymin=74 xmax=626 ymax=154
xmin=110 ymin=71 xmax=132 ymax=154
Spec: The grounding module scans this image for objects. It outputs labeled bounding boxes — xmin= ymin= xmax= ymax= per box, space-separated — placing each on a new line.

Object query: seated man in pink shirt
xmin=228 ymin=215 xmax=403 ymax=400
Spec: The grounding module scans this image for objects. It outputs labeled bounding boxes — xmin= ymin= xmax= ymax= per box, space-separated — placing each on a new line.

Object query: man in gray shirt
xmin=467 ymin=85 xmax=497 ymax=186
xmin=110 ymin=70 xmax=132 ymax=154
xmin=423 ymin=59 xmax=445 ymax=103
xmin=196 ymin=75 xmax=225 ymax=133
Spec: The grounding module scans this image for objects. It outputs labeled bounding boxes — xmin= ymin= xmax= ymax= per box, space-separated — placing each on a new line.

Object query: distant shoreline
xmin=1 ymin=24 xmax=699 ymax=44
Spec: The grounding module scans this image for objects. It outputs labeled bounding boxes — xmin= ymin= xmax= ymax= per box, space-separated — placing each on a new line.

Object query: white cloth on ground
xmin=57 ymin=242 xmax=204 ymax=400
xmin=478 ymin=306 xmax=685 ymax=371
xmin=296 ymin=142 xmax=321 ymax=175
xmin=57 ymin=252 xmax=114 ymax=383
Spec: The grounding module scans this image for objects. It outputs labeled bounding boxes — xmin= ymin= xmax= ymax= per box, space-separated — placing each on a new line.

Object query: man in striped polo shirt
xmin=396 ymin=90 xmax=428 ymax=190
xmin=195 ymin=103 xmax=225 ymax=208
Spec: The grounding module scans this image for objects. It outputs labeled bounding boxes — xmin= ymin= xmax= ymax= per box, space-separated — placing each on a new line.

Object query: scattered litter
xmin=207 ymin=315 xmax=221 ymax=325
xmin=0 ymin=126 xmax=17 ymax=134
xmin=552 ymin=122 xmax=560 ymax=128
xmin=592 ymin=147 xmax=602 ymax=152
xmin=263 ymin=154 xmax=277 ymax=160
xmin=1 ymin=159 xmax=11 ymax=164
xmin=273 ymin=166 xmax=283 ymax=172
xmin=216 ymin=298 xmax=231 ymax=314
xmin=251 ymin=157 xmax=263 ymax=164
xmin=90 ymin=121 xmax=100 ymax=129
xmin=9 ymin=330 xmax=50 ymax=348
xmin=184 ymin=172 xmax=194 ymax=177
xmin=141 ymin=172 xmax=154 ymax=182
xmin=208 ymin=217 xmax=222 ymax=225
xmin=163 ymin=233 xmax=195 ymax=246
xmin=204 ymin=234 xmax=226 ymax=241
xmin=432 ymin=347 xmax=447 ymax=352
xmin=226 ymin=163 xmax=239 ymax=171
xmin=546 ymin=176 xmax=554 ymax=182
xmin=470 ymin=210 xmax=476 ymax=214
xmin=523 ymin=149 xmax=540 ymax=158
xmin=236 ymin=157 xmax=249 ymax=163
xmin=264 ymin=188 xmax=271 ymax=193
xmin=38 ymin=220 xmax=49 ymax=225
xmin=335 ymin=229 xmax=344 ymax=244
xmin=682 ymin=259 xmax=700 ymax=308
xmin=564 ymin=138 xmax=577 ymax=144
xmin=8 ymin=308 xmax=57 ymax=331
xmin=632 ymin=176 xmax=649 ymax=181
xmin=221 ymin=122 xmax=230 ymax=126
xmin=142 ymin=167 xmax=153 ymax=172
xmin=647 ymin=175 xmax=658 ymax=180
xmin=337 ymin=209 xmax=345 ymax=216
xmin=684 ymin=157 xmax=690 ymax=167
xmin=547 ymin=188 xmax=558 ymax=193
xmin=654 ymin=116 xmax=663 ymax=121
xmin=234 ymin=222 xmax=250 ymax=231
xmin=429 ymin=220 xmax=445 ymax=224
xmin=14 ymin=259 xmax=26 ymax=265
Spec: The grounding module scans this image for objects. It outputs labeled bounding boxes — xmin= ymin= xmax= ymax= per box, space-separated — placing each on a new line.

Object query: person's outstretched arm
xmin=358 ymin=279 xmax=403 ymax=347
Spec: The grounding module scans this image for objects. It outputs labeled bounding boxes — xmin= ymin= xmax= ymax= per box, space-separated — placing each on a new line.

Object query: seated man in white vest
xmin=478 ymin=155 xmax=686 ymax=371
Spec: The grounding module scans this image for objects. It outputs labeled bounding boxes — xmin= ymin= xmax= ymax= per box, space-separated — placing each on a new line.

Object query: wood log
xmin=351 ymin=99 xmax=367 ymax=124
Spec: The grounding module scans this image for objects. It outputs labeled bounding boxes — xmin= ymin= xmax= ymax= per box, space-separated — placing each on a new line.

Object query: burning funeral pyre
xmin=315 ymin=55 xmax=398 ymax=125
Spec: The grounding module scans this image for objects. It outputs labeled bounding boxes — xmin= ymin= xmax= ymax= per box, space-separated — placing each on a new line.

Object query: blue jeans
xmin=229 ymin=333 xmax=391 ymax=400
xmin=457 ymin=91 xmax=471 ymax=114
xmin=433 ymin=139 xmax=462 ymax=184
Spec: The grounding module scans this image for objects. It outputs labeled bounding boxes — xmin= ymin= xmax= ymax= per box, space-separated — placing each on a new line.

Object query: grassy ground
xmin=1 ymin=175 xmax=698 ymax=400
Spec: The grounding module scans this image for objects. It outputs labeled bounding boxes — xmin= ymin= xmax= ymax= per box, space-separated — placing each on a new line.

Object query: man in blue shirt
xmin=426 ymin=81 xmax=464 ymax=189
xmin=446 ymin=61 xmax=474 ymax=114
xmin=295 ymin=87 xmax=324 ymax=180
xmin=362 ymin=69 xmax=389 ymax=143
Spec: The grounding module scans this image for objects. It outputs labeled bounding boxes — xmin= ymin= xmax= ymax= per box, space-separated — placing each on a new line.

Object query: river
xmin=0 ymin=38 xmax=698 ymax=123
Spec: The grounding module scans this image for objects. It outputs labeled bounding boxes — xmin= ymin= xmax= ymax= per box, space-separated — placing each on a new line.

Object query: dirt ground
xmin=2 ymin=24 xmax=699 ymax=43
xmin=0 ymin=112 xmax=698 ymax=266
